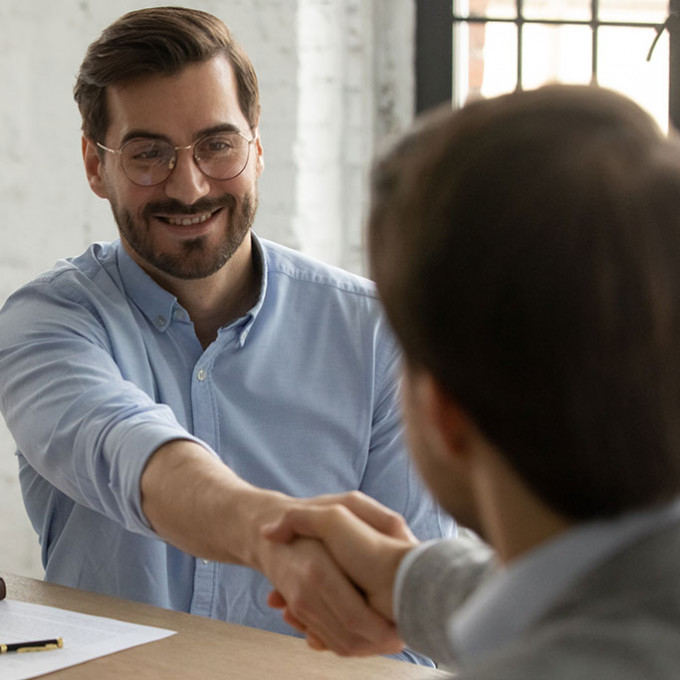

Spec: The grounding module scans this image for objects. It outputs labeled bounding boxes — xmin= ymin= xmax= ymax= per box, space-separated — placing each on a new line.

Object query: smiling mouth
xmin=156 ymin=209 xmax=222 ymax=226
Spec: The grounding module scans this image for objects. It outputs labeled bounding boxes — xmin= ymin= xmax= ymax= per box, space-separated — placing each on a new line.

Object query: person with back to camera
xmin=0 ymin=6 xmax=453 ymax=664
xmin=264 ymin=84 xmax=680 ymax=677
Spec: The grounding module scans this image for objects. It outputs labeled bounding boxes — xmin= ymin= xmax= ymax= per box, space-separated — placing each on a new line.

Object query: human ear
xmin=82 ymin=136 xmax=109 ymax=199
xmin=417 ymin=372 xmax=477 ymax=464
xmin=252 ymin=128 xmax=265 ymax=177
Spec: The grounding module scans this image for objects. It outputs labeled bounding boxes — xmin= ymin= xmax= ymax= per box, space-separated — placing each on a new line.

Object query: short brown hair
xmin=74 ymin=6 xmax=260 ymax=142
xmin=370 ymin=85 xmax=680 ymax=520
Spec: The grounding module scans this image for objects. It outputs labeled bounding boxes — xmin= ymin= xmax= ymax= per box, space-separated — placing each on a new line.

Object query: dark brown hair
xmin=74 ymin=6 xmax=260 ymax=142
xmin=370 ymin=85 xmax=680 ymax=520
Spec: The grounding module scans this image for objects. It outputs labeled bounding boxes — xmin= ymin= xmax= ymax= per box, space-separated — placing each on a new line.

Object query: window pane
xmin=599 ymin=0 xmax=667 ymax=24
xmin=450 ymin=0 xmax=669 ymax=131
xmin=454 ymin=23 xmax=517 ymax=105
xmin=462 ymin=23 xmax=491 ymax=101
xmin=522 ymin=25 xmax=593 ymax=89
xmin=597 ymin=25 xmax=668 ymax=130
xmin=455 ymin=0 xmax=518 ymax=22
xmin=524 ymin=0 xmax=591 ymax=22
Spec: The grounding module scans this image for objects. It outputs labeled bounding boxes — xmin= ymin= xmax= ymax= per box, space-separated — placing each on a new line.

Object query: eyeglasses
xmin=96 ymin=131 xmax=255 ymax=187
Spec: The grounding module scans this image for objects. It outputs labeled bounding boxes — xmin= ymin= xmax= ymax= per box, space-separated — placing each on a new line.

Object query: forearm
xmin=140 ymin=439 xmax=288 ymax=566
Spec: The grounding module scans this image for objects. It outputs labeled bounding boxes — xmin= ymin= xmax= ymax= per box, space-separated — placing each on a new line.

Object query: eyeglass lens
xmin=121 ymin=133 xmax=250 ymax=186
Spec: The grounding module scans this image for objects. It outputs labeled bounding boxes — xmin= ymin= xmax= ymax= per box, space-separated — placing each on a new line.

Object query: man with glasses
xmin=0 ymin=7 xmax=452 ymax=663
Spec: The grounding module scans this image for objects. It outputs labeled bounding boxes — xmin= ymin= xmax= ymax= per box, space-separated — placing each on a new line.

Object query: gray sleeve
xmin=396 ymin=533 xmax=497 ymax=668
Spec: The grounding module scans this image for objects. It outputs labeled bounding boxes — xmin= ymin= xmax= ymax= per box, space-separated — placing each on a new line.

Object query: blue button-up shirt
xmin=0 ymin=235 xmax=453 ymax=664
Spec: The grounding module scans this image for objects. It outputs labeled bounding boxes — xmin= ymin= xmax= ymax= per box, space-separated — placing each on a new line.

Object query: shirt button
xmin=154 ymin=315 xmax=166 ymax=328
xmin=202 ymin=559 xmax=209 ymax=565
xmin=196 ymin=369 xmax=207 ymax=382
xmin=173 ymin=309 xmax=186 ymax=321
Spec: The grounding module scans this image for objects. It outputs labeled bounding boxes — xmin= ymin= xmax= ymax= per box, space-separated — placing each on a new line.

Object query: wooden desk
xmin=5 ymin=574 xmax=450 ymax=679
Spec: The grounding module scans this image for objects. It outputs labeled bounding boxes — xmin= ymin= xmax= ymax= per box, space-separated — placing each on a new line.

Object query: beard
xmin=111 ymin=189 xmax=258 ymax=280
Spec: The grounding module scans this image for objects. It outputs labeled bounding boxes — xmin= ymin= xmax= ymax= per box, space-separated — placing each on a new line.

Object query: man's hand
xmin=262 ymin=492 xmax=419 ymax=653
xmin=257 ymin=533 xmax=406 ymax=656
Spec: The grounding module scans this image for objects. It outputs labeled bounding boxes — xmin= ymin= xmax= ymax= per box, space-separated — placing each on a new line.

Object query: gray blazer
xmin=398 ymin=523 xmax=680 ymax=678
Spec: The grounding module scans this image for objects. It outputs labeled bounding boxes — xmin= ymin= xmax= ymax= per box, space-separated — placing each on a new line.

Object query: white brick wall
xmin=0 ymin=0 xmax=415 ymax=578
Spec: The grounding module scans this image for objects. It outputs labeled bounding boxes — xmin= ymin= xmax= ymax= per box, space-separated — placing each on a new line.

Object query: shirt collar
xmin=449 ymin=496 xmax=680 ymax=666
xmin=116 ymin=241 xmax=178 ymax=332
xmin=115 ymin=234 xmax=268 ymax=346
xmin=234 ymin=233 xmax=267 ymax=347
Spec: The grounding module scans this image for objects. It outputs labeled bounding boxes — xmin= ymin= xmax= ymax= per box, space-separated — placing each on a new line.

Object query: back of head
xmin=74 ymin=6 xmax=259 ymax=143
xmin=370 ymin=85 xmax=680 ymax=521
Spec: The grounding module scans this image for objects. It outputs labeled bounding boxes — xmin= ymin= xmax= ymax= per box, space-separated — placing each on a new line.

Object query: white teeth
xmin=166 ymin=212 xmax=212 ymax=226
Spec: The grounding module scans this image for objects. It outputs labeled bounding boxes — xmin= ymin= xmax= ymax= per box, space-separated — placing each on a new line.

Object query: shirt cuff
xmin=107 ymin=416 xmax=219 ymax=538
xmin=392 ymin=535 xmax=496 ymax=668
xmin=393 ymin=539 xmax=441 ymax=622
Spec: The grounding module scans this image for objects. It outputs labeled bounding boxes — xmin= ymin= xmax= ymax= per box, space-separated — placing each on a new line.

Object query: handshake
xmin=260 ymin=492 xmax=421 ymax=658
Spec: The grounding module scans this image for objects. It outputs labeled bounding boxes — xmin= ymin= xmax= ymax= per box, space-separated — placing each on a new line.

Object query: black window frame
xmin=416 ymin=0 xmax=680 ymax=129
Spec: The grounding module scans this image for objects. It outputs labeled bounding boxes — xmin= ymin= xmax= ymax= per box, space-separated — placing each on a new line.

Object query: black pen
xmin=0 ymin=638 xmax=63 ymax=653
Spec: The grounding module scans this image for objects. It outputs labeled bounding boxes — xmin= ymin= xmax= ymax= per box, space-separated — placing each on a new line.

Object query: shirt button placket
xmin=190 ymin=362 xmax=216 ymax=617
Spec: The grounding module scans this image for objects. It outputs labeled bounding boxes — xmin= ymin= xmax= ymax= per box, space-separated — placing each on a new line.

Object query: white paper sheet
xmin=0 ymin=599 xmax=175 ymax=680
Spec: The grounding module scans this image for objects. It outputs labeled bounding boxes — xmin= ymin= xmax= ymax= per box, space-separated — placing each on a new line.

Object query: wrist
xmin=373 ymin=540 xmax=417 ymax=621
xmin=228 ymin=486 xmax=293 ymax=569
xmin=140 ymin=439 xmax=290 ymax=565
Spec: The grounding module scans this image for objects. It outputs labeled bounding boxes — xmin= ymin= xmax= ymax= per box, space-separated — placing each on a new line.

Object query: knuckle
xmin=385 ymin=513 xmax=406 ymax=532
xmin=299 ymin=552 xmax=324 ymax=579
xmin=329 ymin=503 xmax=352 ymax=521
xmin=286 ymin=590 xmax=313 ymax=620
xmin=345 ymin=490 xmax=364 ymax=503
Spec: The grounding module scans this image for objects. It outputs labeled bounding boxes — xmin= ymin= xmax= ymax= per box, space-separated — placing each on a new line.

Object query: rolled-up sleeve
xmin=0 ymin=272 xmax=214 ymax=538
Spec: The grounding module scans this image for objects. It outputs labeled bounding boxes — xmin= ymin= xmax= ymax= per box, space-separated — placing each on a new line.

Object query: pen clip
xmin=17 ymin=643 xmax=60 ymax=653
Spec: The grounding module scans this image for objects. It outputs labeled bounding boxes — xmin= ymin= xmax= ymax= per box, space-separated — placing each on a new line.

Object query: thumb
xmin=261 ymin=507 xmax=332 ymax=544
xmin=261 ymin=517 xmax=296 ymax=543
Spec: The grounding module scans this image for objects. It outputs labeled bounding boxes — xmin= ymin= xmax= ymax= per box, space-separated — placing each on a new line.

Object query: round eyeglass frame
xmin=95 ymin=130 xmax=256 ymax=187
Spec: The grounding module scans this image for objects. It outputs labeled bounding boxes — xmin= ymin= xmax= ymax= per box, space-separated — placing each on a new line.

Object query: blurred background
xmin=0 ymin=0 xmax=672 ymax=578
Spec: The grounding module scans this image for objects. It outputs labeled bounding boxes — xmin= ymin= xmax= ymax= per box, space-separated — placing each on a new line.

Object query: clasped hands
xmin=260 ymin=492 xmax=419 ymax=657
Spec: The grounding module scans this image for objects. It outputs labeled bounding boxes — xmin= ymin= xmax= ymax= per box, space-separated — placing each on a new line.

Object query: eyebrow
xmin=119 ymin=123 xmax=248 ymax=147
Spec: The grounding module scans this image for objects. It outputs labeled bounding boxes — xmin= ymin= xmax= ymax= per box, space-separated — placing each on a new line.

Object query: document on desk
xmin=0 ymin=599 xmax=175 ymax=680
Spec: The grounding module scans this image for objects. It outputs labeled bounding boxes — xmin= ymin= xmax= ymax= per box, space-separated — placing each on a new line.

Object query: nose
xmin=163 ymin=147 xmax=211 ymax=205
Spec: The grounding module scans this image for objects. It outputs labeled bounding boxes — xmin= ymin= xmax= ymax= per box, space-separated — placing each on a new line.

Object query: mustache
xmin=143 ymin=193 xmax=237 ymax=218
